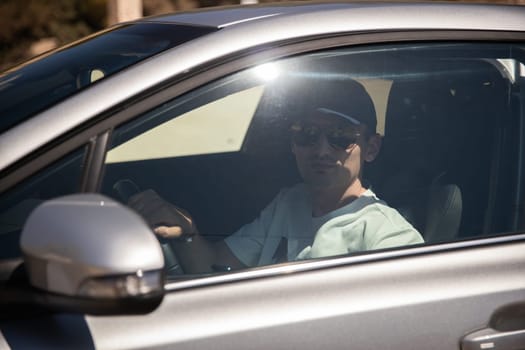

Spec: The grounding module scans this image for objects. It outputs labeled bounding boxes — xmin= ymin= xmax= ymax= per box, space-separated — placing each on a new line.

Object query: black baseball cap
xmin=290 ymin=78 xmax=377 ymax=133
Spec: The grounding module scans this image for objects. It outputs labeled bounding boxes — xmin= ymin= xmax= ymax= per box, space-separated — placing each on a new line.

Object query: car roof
xmin=140 ymin=2 xmax=525 ymax=31
xmin=143 ymin=3 xmax=356 ymax=28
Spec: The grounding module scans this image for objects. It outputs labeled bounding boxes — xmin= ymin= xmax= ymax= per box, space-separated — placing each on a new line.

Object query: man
xmin=129 ymin=79 xmax=423 ymax=273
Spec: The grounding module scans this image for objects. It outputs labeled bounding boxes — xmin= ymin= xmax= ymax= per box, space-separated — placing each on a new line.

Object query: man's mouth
xmin=310 ymin=161 xmax=337 ymax=171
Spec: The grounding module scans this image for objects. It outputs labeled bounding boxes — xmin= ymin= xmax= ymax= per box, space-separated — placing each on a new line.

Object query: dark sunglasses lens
xmin=292 ymin=125 xmax=320 ymax=146
xmin=291 ymin=123 xmax=359 ymax=149
xmin=293 ymin=131 xmax=317 ymax=146
xmin=327 ymin=133 xmax=358 ymax=149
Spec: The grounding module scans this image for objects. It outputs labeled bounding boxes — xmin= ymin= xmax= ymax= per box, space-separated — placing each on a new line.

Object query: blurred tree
xmin=144 ymin=0 xmax=178 ymax=13
xmin=0 ymin=0 xmax=106 ymax=71
xmin=107 ymin=0 xmax=142 ymax=25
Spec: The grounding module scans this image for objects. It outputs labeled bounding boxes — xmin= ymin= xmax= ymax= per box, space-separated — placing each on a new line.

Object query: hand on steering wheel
xmin=127 ymin=189 xmax=198 ymax=239
xmin=113 ymin=179 xmax=197 ymax=239
xmin=113 ymin=179 xmax=196 ymax=275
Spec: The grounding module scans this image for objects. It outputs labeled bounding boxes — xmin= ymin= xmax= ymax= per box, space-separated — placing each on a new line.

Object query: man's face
xmin=291 ymin=113 xmax=379 ymax=190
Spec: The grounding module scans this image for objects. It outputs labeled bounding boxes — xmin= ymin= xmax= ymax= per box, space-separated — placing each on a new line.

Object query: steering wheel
xmin=112 ymin=179 xmax=184 ymax=275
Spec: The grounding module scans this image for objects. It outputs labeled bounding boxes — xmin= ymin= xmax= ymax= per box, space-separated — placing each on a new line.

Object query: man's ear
xmin=364 ymin=133 xmax=382 ymax=162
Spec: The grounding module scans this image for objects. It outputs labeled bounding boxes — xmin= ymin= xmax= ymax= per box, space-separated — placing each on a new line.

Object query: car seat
xmin=376 ymin=78 xmax=464 ymax=243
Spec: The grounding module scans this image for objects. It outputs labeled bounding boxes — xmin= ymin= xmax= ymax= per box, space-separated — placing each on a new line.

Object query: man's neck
xmin=310 ymin=179 xmax=367 ymax=217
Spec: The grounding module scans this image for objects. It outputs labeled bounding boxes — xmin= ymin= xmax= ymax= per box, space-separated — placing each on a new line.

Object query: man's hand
xmin=154 ymin=225 xmax=185 ymax=238
xmin=127 ymin=189 xmax=198 ymax=239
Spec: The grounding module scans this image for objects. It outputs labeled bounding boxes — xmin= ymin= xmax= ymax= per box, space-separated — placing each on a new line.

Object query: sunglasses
xmin=291 ymin=122 xmax=361 ymax=150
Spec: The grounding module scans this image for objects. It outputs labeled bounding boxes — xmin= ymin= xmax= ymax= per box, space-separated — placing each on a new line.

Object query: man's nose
xmin=313 ymin=134 xmax=333 ymax=156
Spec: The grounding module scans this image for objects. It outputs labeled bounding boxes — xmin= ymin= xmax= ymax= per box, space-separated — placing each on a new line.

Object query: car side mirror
xmin=10 ymin=194 xmax=165 ymax=316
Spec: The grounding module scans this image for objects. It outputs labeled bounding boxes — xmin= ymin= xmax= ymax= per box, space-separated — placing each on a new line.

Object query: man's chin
xmin=304 ymin=175 xmax=340 ymax=188
xmin=303 ymin=170 xmax=354 ymax=189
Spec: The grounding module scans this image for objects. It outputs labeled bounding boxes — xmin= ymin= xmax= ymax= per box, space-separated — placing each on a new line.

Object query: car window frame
xmin=2 ymin=29 xmax=525 ymax=290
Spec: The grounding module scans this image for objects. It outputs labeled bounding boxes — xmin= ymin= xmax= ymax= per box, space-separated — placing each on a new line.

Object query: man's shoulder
xmin=359 ymin=198 xmax=424 ymax=242
xmin=360 ymin=197 xmax=413 ymax=228
xmin=336 ymin=191 xmax=416 ymax=233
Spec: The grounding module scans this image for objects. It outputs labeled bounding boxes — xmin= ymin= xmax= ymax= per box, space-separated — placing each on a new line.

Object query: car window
xmin=106 ymin=85 xmax=265 ymax=162
xmin=0 ymin=148 xmax=86 ymax=261
xmin=101 ymin=42 xmax=525 ymax=279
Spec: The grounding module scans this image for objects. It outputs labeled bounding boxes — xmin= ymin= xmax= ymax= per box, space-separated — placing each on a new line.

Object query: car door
xmin=2 ymin=29 xmax=525 ymax=350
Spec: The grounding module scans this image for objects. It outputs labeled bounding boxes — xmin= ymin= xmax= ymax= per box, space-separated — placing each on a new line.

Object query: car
xmin=1 ymin=1 xmax=525 ymax=349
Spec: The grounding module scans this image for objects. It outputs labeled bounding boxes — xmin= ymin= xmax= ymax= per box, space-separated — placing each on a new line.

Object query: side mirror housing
xmin=12 ymin=194 xmax=165 ymax=315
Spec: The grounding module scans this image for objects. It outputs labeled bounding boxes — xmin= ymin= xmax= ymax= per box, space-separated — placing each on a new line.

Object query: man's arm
xmin=164 ymin=188 xmax=291 ymax=271
xmin=127 ymin=189 xmax=246 ymax=274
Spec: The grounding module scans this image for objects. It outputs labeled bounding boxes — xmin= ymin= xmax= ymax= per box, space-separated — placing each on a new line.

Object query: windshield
xmin=0 ymin=22 xmax=217 ymax=134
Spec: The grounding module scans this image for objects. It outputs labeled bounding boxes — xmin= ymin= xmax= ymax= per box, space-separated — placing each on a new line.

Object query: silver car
xmin=1 ymin=2 xmax=525 ymax=349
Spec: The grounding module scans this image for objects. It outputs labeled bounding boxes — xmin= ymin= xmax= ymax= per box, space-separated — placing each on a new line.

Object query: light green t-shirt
xmin=225 ymin=183 xmax=423 ymax=267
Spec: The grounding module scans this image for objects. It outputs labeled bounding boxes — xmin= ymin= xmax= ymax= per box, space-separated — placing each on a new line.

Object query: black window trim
xmin=80 ymin=130 xmax=111 ymax=192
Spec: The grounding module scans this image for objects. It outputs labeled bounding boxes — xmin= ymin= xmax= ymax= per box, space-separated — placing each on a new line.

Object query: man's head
xmin=290 ymin=79 xmax=382 ymax=191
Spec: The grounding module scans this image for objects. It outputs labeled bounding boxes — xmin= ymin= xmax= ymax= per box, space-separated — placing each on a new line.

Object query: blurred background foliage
xmin=0 ymin=0 xmax=523 ymax=72
xmin=1 ymin=0 xmax=106 ymax=71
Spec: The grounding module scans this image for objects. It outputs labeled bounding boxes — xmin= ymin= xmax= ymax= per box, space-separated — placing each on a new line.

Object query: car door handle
xmin=462 ymin=302 xmax=525 ymax=350
xmin=462 ymin=327 xmax=525 ymax=350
